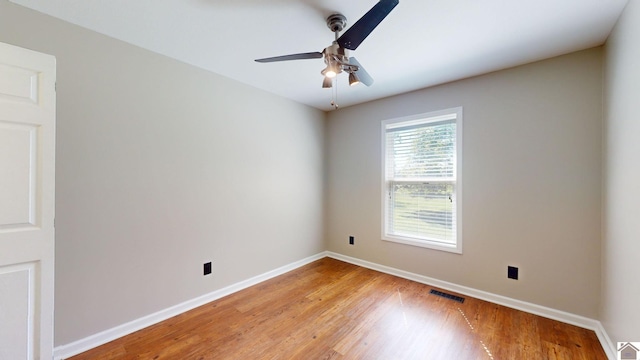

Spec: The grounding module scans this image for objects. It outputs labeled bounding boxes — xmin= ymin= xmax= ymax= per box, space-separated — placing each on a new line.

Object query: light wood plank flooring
xmin=68 ymin=258 xmax=606 ymax=359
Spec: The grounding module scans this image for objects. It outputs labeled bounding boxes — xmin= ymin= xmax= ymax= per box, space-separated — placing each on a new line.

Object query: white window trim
xmin=381 ymin=107 xmax=463 ymax=254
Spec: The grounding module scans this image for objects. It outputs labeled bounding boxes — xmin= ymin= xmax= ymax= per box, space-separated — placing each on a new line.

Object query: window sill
xmin=382 ymin=235 xmax=462 ymax=254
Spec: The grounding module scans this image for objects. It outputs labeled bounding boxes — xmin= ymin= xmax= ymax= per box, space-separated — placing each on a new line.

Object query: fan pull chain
xmin=330 ymin=77 xmax=339 ymax=109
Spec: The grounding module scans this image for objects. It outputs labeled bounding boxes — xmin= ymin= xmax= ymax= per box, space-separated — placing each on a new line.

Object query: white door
xmin=0 ymin=42 xmax=56 ymax=360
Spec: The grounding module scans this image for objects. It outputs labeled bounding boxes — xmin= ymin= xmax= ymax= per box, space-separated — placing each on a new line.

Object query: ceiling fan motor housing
xmin=323 ymin=43 xmax=354 ymax=75
xmin=324 ymin=43 xmax=347 ymax=60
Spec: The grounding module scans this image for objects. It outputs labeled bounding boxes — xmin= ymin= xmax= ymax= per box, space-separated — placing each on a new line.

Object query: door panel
xmin=0 ymin=62 xmax=39 ymax=104
xmin=0 ymin=122 xmax=37 ymax=228
xmin=0 ymin=263 xmax=34 ymax=360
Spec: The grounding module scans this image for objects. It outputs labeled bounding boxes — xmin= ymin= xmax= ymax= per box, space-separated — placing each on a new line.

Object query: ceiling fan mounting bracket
xmin=326 ymin=13 xmax=347 ymax=33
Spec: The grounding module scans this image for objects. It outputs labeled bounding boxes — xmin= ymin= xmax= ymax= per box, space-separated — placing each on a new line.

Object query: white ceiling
xmin=10 ymin=0 xmax=628 ymax=111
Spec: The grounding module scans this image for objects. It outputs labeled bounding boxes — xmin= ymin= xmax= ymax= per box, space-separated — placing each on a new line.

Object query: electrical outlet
xmin=204 ymin=262 xmax=212 ymax=276
xmin=349 ymin=236 xmax=354 ymax=245
xmin=508 ymin=266 xmax=518 ymax=280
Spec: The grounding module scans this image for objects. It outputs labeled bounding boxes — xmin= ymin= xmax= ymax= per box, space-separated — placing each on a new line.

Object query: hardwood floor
xmin=68 ymin=258 xmax=606 ymax=359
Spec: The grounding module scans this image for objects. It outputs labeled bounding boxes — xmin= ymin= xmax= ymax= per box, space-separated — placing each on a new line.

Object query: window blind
xmin=385 ymin=118 xmax=457 ymax=244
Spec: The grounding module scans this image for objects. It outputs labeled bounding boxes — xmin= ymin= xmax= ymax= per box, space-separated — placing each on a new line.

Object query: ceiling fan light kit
xmin=349 ymin=72 xmax=361 ymax=87
xmin=322 ymin=76 xmax=333 ymax=89
xmin=255 ymin=0 xmax=399 ymax=107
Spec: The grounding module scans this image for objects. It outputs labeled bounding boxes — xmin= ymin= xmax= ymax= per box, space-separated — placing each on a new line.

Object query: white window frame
xmin=381 ymin=107 xmax=463 ymax=253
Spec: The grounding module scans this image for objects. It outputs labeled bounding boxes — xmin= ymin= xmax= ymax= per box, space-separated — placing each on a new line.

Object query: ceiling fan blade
xmin=337 ymin=0 xmax=399 ymax=50
xmin=349 ymin=57 xmax=374 ymax=86
xmin=255 ymin=52 xmax=323 ymax=63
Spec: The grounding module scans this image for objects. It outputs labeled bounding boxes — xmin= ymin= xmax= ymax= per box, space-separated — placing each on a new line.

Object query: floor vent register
xmin=429 ymin=289 xmax=465 ymax=303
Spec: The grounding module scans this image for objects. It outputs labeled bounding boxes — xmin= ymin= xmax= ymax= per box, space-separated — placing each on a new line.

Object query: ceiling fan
xmin=255 ymin=0 xmax=399 ymax=89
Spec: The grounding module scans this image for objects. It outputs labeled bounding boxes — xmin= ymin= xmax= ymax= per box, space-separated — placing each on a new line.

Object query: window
xmin=382 ymin=108 xmax=462 ymax=253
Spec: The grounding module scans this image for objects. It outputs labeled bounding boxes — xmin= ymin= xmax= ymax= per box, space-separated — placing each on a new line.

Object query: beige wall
xmin=326 ymin=48 xmax=603 ymax=318
xmin=602 ymin=0 xmax=640 ymax=344
xmin=0 ymin=0 xmax=326 ymax=346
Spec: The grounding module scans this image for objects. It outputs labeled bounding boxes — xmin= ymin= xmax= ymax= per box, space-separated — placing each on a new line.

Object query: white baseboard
xmin=54 ymin=251 xmax=615 ymax=360
xmin=53 ymin=252 xmax=328 ymax=360
xmin=326 ymin=252 xmax=616 ymax=360
xmin=593 ymin=321 xmax=616 ymax=360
